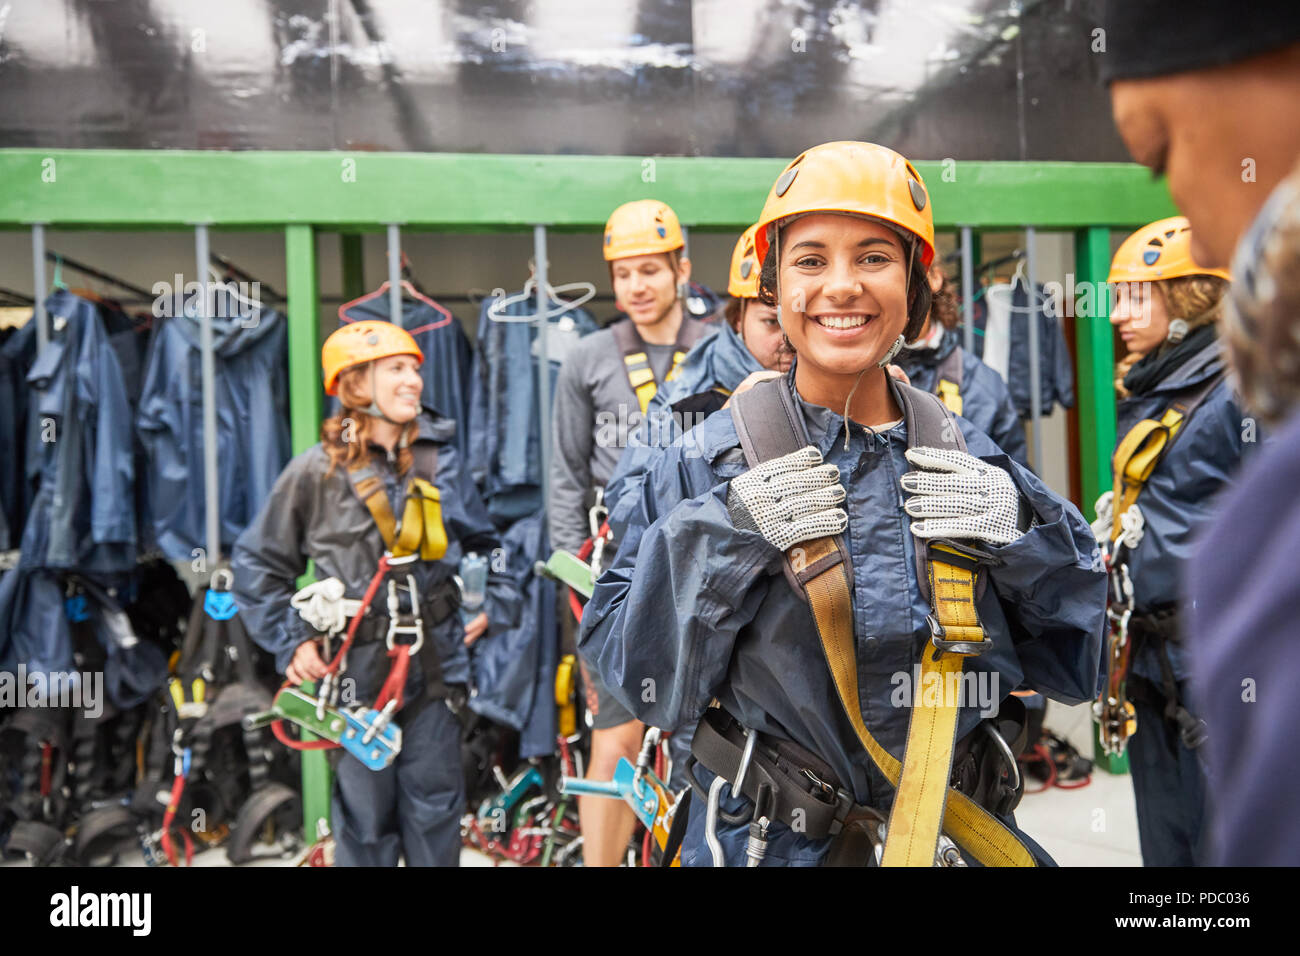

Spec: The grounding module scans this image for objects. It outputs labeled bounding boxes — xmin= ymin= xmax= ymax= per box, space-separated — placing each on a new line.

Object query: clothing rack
xmin=45 ymin=251 xmax=156 ymax=300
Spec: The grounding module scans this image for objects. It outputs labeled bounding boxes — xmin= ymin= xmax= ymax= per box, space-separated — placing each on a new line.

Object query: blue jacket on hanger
xmin=467 ymin=291 xmax=598 ymax=523
xmin=468 ymin=508 xmax=558 ymax=758
xmin=136 ymin=288 xmax=290 ymax=562
xmin=18 ymin=289 xmax=136 ymax=573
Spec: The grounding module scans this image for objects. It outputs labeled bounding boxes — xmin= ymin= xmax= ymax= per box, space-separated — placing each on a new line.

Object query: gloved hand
xmin=726 ymin=445 xmax=847 ymax=552
xmin=290 ymin=577 xmax=362 ymax=636
xmin=900 ymin=446 xmax=1030 ymax=546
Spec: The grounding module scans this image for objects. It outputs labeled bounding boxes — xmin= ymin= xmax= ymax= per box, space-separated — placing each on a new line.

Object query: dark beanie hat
xmin=1100 ymin=0 xmax=1300 ymax=82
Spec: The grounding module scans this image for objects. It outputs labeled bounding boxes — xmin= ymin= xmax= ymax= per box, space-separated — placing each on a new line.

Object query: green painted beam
xmin=1074 ymin=226 xmax=1118 ymax=521
xmin=0 ymin=149 xmax=1178 ymax=231
xmin=284 ymin=224 xmax=333 ymax=842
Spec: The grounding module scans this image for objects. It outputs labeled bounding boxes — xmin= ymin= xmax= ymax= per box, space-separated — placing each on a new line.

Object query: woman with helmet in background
xmin=232 ymin=319 xmax=520 ymax=866
xmin=1094 ymin=217 xmax=1245 ymax=866
xmin=580 ymin=141 xmax=1106 ymax=867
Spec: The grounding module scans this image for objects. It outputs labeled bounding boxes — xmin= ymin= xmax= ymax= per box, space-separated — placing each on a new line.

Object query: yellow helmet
xmin=1108 ymin=216 xmax=1231 ymax=283
xmin=754 ymin=141 xmax=935 ymax=269
xmin=727 ymin=224 xmax=762 ymax=299
xmin=603 ymin=200 xmax=685 ymax=261
xmin=321 ymin=320 xmax=423 ymax=396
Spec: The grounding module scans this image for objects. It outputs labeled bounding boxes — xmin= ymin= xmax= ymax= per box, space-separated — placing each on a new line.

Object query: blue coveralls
xmin=581 ymin=368 xmax=1106 ymax=866
xmin=1112 ymin=336 xmax=1249 ymax=866
xmin=232 ymin=412 xmax=521 ymax=866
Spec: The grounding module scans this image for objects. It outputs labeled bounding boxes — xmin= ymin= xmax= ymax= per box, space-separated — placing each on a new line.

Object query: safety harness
xmin=346 ymin=450 xmax=448 ymax=561
xmin=609 ymin=317 xmax=708 ymax=414
xmin=247 ymin=443 xmax=456 ymax=772
xmin=722 ymin=375 xmax=1033 ymax=867
xmin=1095 ymin=367 xmax=1224 ymax=756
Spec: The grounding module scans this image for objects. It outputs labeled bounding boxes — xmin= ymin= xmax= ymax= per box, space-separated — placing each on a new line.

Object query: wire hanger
xmin=488 ymin=260 xmax=596 ymax=323
xmin=211 ymin=252 xmax=284 ymax=302
xmin=207 ymin=265 xmax=265 ymax=312
xmin=337 ymin=277 xmax=455 ymax=333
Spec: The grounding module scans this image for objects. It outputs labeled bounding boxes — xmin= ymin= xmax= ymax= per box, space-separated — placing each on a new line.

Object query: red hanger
xmin=337 ymin=280 xmax=454 ymax=334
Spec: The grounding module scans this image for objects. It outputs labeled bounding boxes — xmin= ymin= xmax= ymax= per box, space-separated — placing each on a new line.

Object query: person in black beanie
xmin=1101 ymin=0 xmax=1300 ymax=865
xmin=1103 ymin=0 xmax=1300 ymax=268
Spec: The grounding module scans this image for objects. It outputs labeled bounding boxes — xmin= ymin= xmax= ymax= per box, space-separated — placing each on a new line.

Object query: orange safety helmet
xmin=1108 ymin=216 xmax=1231 ymax=283
xmin=603 ymin=199 xmax=686 ymax=261
xmin=727 ymin=224 xmax=762 ymax=299
xmin=321 ymin=320 xmax=424 ymax=396
xmin=754 ymin=141 xmax=935 ymax=270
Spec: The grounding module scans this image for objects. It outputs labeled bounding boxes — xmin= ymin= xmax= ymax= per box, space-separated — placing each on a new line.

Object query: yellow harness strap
xmin=555 ymin=654 xmax=577 ymax=738
xmin=937 ymin=379 xmax=963 ymax=416
xmin=350 ymin=469 xmax=448 ymax=560
xmin=624 ymin=349 xmax=691 ymax=413
xmin=795 ymin=536 xmax=1034 ymax=868
xmin=1109 ymin=406 xmax=1186 ymax=544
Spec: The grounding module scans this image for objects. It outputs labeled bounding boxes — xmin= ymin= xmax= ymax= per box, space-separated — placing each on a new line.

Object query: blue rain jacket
xmin=580 ymin=369 xmax=1105 ymax=863
xmin=468 ymin=508 xmax=559 ymax=758
xmin=232 ymin=411 xmax=521 ymax=704
xmin=339 ymin=293 xmax=475 ymax=459
xmin=897 ymin=327 xmax=1029 ymax=467
xmin=467 ymin=293 xmax=598 ymax=523
xmin=604 ymin=320 xmax=760 ymax=531
xmin=136 ymin=289 xmax=290 ymax=562
xmin=1113 ymin=337 xmax=1250 ymax=684
xmin=18 ymin=289 xmax=136 ymax=573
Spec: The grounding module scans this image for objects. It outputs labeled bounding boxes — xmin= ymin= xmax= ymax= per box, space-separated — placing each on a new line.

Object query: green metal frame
xmin=2 ymin=148 xmax=1167 ymax=804
xmin=0 ymin=150 xmax=1172 ymax=230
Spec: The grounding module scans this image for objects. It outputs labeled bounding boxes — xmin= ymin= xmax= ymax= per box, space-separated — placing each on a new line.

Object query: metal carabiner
xmin=384 ymin=574 xmax=424 ymax=656
xmin=704 ymin=774 xmax=728 ymax=867
xmin=731 ymin=727 xmax=758 ymax=800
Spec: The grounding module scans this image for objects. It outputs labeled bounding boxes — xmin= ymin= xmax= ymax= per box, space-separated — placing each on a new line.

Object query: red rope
xmin=272 ymin=555 xmax=406 ymax=752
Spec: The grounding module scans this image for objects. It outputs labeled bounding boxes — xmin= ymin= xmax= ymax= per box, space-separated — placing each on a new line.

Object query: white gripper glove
xmin=726 ymin=445 xmax=848 ymax=552
xmin=900 ymin=446 xmax=1031 ymax=546
xmin=291 ymin=577 xmax=362 ymax=635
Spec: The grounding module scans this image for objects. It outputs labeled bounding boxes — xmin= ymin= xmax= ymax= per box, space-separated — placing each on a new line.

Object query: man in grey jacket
xmin=549 ymin=198 xmax=709 ymax=866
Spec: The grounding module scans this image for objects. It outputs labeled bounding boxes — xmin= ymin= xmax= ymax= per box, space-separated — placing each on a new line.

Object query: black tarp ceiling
xmin=0 ymin=0 xmax=1129 ymax=160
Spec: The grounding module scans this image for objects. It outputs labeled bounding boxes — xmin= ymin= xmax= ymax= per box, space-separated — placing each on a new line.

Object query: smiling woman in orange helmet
xmin=1093 ymin=216 xmax=1247 ymax=866
xmin=579 ymin=142 xmax=1106 ymax=867
xmin=232 ymin=319 xmax=520 ymax=867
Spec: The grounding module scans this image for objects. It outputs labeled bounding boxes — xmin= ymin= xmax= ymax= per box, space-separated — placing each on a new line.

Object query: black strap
xmin=689 ymin=709 xmax=851 ymax=840
xmin=659 ymin=787 xmax=692 ymax=867
xmin=935 ymin=344 xmax=964 ymax=389
xmin=412 ymin=443 xmax=439 ymax=484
